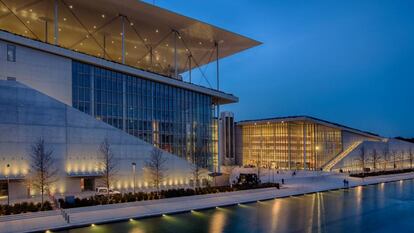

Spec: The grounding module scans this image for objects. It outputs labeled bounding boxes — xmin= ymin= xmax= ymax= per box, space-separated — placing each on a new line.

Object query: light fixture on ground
xmin=6 ymin=164 xmax=10 ymax=206
xmin=132 ymin=162 xmax=136 ymax=194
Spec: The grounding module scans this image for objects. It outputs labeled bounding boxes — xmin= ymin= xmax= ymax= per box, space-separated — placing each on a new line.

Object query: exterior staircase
xmin=322 ymin=141 xmax=363 ymax=171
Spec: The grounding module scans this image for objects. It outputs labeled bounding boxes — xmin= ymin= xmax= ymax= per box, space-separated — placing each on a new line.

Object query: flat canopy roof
xmin=0 ymin=0 xmax=261 ymax=77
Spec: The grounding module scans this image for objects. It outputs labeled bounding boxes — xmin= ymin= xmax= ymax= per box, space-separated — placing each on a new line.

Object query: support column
xmin=303 ymin=123 xmax=307 ymax=170
xmin=121 ymin=15 xmax=126 ymax=64
xmin=150 ymin=46 xmax=153 ymax=68
xmin=45 ymin=20 xmax=48 ymax=43
xmin=173 ymin=30 xmax=178 ymax=79
xmin=90 ymin=66 xmax=95 ymax=116
xmin=288 ymin=122 xmax=291 ymax=170
xmin=216 ymin=42 xmax=221 ymax=173
xmin=188 ymin=55 xmax=192 ymax=83
xmin=122 ymin=76 xmax=126 ymax=131
xmin=103 ymin=33 xmax=107 ymax=59
xmin=54 ymin=0 xmax=58 ymax=45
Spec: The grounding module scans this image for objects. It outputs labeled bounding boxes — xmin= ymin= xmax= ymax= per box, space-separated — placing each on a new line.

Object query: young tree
xmin=145 ymin=148 xmax=168 ymax=191
xmin=354 ymin=146 xmax=368 ymax=174
xmin=382 ymin=147 xmax=390 ymax=171
xmin=191 ymin=156 xmax=203 ymax=188
xmin=370 ymin=149 xmax=382 ymax=172
xmin=29 ymin=138 xmax=58 ymax=207
xmin=99 ymin=138 xmax=118 ymax=195
xmin=397 ymin=150 xmax=405 ymax=169
xmin=409 ymin=148 xmax=414 ymax=169
xmin=391 ymin=150 xmax=398 ymax=170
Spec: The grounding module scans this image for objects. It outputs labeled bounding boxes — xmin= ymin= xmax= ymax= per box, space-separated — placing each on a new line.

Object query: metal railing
xmin=322 ymin=141 xmax=363 ymax=171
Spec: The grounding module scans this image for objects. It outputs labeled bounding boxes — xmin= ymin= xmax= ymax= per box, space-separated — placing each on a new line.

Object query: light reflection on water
xmin=57 ymin=179 xmax=414 ymax=233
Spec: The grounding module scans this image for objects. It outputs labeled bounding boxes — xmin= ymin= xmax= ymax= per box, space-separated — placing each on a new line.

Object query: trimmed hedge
xmin=59 ymin=183 xmax=280 ymax=209
xmin=0 ymin=201 xmax=52 ymax=216
xmin=350 ymin=168 xmax=414 ymax=178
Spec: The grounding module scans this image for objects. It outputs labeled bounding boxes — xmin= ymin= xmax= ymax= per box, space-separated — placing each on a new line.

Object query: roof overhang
xmin=0 ymin=0 xmax=261 ymax=77
xmin=237 ymin=116 xmax=383 ymax=140
xmin=0 ymin=30 xmax=238 ymax=105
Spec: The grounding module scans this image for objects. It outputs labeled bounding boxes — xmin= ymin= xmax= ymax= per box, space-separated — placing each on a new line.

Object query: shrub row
xmin=350 ymin=168 xmax=414 ymax=178
xmin=59 ymin=183 xmax=280 ymax=209
xmin=0 ymin=201 xmax=52 ymax=216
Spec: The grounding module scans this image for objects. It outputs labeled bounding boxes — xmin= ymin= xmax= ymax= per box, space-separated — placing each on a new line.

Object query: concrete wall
xmin=0 ymin=39 xmax=72 ymax=106
xmin=0 ymin=80 xmax=194 ymax=200
xmin=341 ymin=130 xmax=380 ymax=150
xmin=332 ymin=138 xmax=414 ymax=172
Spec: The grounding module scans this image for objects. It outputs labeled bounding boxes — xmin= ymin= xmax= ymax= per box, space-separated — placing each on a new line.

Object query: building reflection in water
xmin=129 ymin=228 xmax=145 ymax=233
xmin=270 ymin=200 xmax=282 ymax=232
xmin=355 ymin=186 xmax=363 ymax=215
xmin=209 ymin=209 xmax=227 ymax=233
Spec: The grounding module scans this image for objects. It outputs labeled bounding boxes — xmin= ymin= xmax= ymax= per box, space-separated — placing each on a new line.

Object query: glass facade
xmin=240 ymin=121 xmax=342 ymax=170
xmin=72 ymin=61 xmax=214 ymax=168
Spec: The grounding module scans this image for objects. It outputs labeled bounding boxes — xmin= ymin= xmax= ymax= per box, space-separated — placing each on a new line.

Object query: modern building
xmin=219 ymin=112 xmax=236 ymax=166
xmin=0 ymin=0 xmax=260 ymax=199
xmin=234 ymin=116 xmax=414 ymax=172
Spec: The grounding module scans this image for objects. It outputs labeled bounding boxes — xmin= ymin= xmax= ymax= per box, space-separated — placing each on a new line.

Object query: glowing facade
xmin=235 ymin=116 xmax=383 ymax=170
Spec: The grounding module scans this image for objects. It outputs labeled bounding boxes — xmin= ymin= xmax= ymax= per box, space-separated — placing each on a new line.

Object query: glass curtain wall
xmin=72 ymin=61 xmax=214 ymax=168
xmin=241 ymin=121 xmax=342 ymax=170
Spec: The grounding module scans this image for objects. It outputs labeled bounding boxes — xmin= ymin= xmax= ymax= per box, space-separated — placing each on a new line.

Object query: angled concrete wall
xmin=0 ymin=39 xmax=72 ymax=106
xmin=332 ymin=138 xmax=414 ymax=172
xmin=0 ymin=80 xmax=194 ymax=199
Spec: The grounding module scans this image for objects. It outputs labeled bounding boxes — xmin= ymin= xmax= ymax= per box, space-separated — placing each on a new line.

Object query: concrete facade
xmin=0 ymin=39 xmax=72 ymax=106
xmin=332 ymin=138 xmax=414 ymax=172
xmin=0 ymin=80 xmax=195 ymax=199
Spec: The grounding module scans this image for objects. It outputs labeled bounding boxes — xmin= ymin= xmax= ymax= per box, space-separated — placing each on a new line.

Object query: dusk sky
xmin=145 ymin=0 xmax=414 ymax=138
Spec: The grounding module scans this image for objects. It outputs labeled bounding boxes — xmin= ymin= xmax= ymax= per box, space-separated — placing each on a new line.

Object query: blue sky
xmin=144 ymin=0 xmax=414 ymax=138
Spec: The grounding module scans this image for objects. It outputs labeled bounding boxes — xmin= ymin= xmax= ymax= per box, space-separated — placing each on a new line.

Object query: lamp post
xmin=132 ymin=162 xmax=136 ymax=195
xmin=6 ymin=164 xmax=10 ymax=206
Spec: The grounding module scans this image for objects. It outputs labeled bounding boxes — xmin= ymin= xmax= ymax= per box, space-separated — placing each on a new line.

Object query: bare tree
xmin=255 ymin=155 xmax=262 ymax=183
xmin=99 ymin=138 xmax=118 ymax=195
xmin=397 ymin=150 xmax=405 ymax=169
xmin=29 ymin=138 xmax=58 ymax=207
xmin=409 ymin=148 xmax=414 ymax=169
xmin=382 ymin=147 xmax=390 ymax=171
xmin=145 ymin=148 xmax=168 ymax=191
xmin=191 ymin=156 xmax=203 ymax=188
xmin=391 ymin=150 xmax=398 ymax=170
xmin=370 ymin=149 xmax=382 ymax=172
xmin=354 ymin=146 xmax=368 ymax=174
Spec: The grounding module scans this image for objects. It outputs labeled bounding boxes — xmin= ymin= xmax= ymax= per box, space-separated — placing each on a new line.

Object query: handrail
xmin=322 ymin=141 xmax=363 ymax=171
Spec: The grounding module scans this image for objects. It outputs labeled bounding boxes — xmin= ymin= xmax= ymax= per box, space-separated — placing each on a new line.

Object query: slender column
xmin=188 ymin=55 xmax=192 ymax=83
xmin=216 ymin=42 xmax=221 ymax=173
xmin=150 ymin=46 xmax=153 ymax=68
xmin=122 ymin=76 xmax=126 ymax=131
xmin=303 ymin=123 xmax=307 ymax=170
xmin=288 ymin=122 xmax=291 ymax=170
xmin=273 ymin=124 xmax=276 ymax=167
xmin=90 ymin=66 xmax=95 ymax=116
xmin=103 ymin=33 xmax=106 ymax=59
xmin=45 ymin=20 xmax=48 ymax=43
xmin=54 ymin=0 xmax=58 ymax=45
xmin=174 ymin=31 xmax=178 ymax=78
xmin=121 ymin=15 xmax=125 ymax=64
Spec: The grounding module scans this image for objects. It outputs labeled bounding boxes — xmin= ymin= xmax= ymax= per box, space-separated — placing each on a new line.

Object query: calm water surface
xmin=57 ymin=180 xmax=414 ymax=233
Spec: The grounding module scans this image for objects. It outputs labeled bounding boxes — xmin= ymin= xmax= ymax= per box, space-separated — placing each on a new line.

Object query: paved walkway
xmin=1 ymin=172 xmax=414 ymax=233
